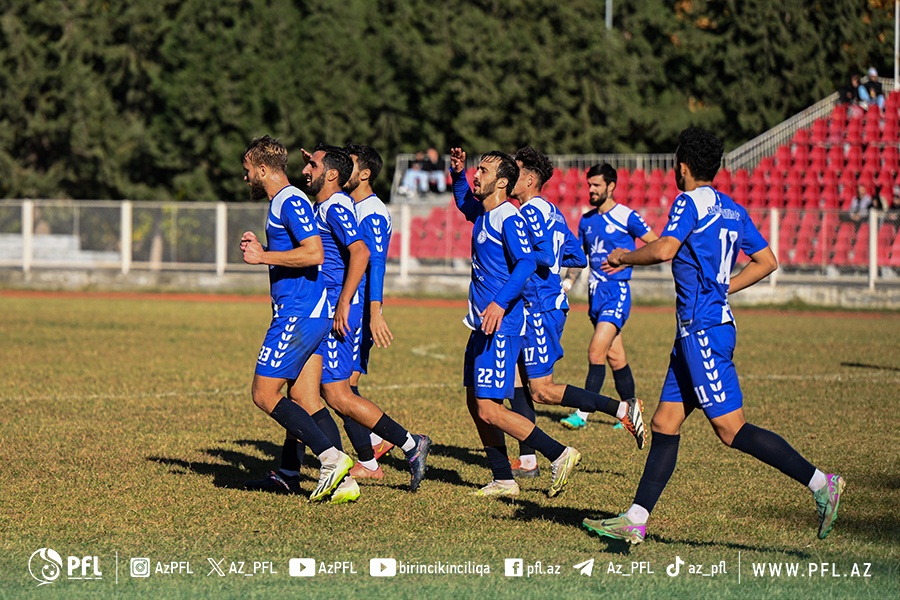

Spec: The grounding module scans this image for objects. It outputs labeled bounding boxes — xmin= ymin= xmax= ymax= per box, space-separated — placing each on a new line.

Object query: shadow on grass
xmin=533 ymin=406 xmax=621 ymax=427
xmin=375 ymin=442 xmax=480 ymax=491
xmin=840 ymin=361 xmax=900 ymax=372
xmin=148 ymin=439 xmax=483 ymax=492
xmin=146 ymin=439 xmax=315 ymax=490
xmin=495 ymin=497 xmax=816 ymax=558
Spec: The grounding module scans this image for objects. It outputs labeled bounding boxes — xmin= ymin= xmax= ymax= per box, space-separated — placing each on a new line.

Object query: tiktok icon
xmin=667 ymin=556 xmax=685 ymax=577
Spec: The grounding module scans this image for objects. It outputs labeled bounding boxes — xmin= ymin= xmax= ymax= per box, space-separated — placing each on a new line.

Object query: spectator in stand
xmin=400 ymin=150 xmax=428 ymax=195
xmin=400 ymin=147 xmax=448 ymax=195
xmin=848 ymin=184 xmax=873 ymax=222
xmin=422 ymin=147 xmax=448 ymax=193
xmin=873 ymin=185 xmax=900 ymax=224
xmin=859 ymin=67 xmax=885 ymax=111
xmin=838 ymin=73 xmax=866 ymax=113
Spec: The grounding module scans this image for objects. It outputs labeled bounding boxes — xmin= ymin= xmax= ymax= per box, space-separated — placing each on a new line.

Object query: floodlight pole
xmin=895 ymin=0 xmax=899 ymax=90
xmin=606 ymin=0 xmax=612 ymax=30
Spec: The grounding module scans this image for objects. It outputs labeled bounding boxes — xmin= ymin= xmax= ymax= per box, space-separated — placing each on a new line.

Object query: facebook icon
xmin=505 ymin=558 xmax=523 ymax=577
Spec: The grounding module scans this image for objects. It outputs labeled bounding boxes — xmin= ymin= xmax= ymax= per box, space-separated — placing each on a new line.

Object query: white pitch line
xmin=741 ymin=373 xmax=900 ymax=382
xmin=5 ymin=372 xmax=896 ymax=403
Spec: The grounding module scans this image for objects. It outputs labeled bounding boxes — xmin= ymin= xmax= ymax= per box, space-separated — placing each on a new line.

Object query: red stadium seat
xmin=784 ymin=184 xmax=803 ymax=209
xmin=863 ymin=117 xmax=882 ymax=143
xmin=616 ymin=168 xmax=631 ymax=193
xmin=809 ymin=146 xmax=827 ymax=174
xmin=792 ymin=128 xmax=810 ymax=146
xmin=748 ymin=182 xmax=768 ymax=208
xmin=845 ymin=145 xmax=863 ymax=174
xmin=890 ymin=235 xmax=900 ymax=267
xmin=775 ymin=145 xmax=792 ymax=171
xmin=715 ymin=167 xmax=731 ymax=192
xmin=852 ymin=223 xmax=870 ymax=265
xmin=792 ymin=144 xmax=809 ymax=171
xmin=883 ymin=120 xmax=899 ymax=144
xmin=811 ymin=119 xmax=828 ymax=144
xmin=830 ymin=223 xmax=855 ymax=265
xmin=881 ymin=145 xmax=899 ymax=172
xmin=826 ymin=145 xmax=844 ymax=170
xmin=387 ymin=231 xmax=402 ymax=259
xmin=845 ymin=118 xmax=863 ymax=145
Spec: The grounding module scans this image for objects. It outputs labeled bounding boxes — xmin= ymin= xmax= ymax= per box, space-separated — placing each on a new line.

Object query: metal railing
xmin=2 ymin=199 xmax=897 ymax=291
xmin=725 ymin=77 xmax=896 ymax=172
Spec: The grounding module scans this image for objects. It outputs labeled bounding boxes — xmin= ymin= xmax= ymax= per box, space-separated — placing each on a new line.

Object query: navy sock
xmin=312 ymin=407 xmax=343 ymax=451
xmin=509 ymin=387 xmax=536 ymax=456
xmin=371 ymin=413 xmax=410 ymax=450
xmin=280 ymin=437 xmax=302 ymax=472
xmin=730 ymin=423 xmax=816 ymax=486
xmin=560 ymin=385 xmax=619 ymax=416
xmin=485 ymin=445 xmax=514 ymax=481
xmin=522 ymin=427 xmax=565 ymax=462
xmin=613 ymin=365 xmax=636 ymax=400
xmin=633 ymin=432 xmax=680 ymax=514
xmin=341 ymin=414 xmax=375 ymax=461
xmin=585 ymin=364 xmax=606 ymax=394
xmin=269 ymin=397 xmax=332 ymax=456
xmin=342 ymin=385 xmax=375 ymax=460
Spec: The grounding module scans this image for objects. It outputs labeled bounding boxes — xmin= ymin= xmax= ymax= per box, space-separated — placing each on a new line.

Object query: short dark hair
xmin=244 ymin=135 xmax=287 ymax=172
xmin=675 ymin=127 xmax=724 ymax=182
xmin=586 ymin=163 xmax=616 ymax=184
xmin=481 ymin=151 xmax=519 ymax=194
xmin=514 ymin=146 xmax=553 ymax=188
xmin=313 ymin=143 xmax=353 ymax=187
xmin=345 ymin=143 xmax=383 ymax=181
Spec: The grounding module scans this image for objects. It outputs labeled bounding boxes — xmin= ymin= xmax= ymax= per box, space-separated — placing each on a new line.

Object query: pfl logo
xmin=29 ymin=548 xmax=63 ymax=586
xmin=28 ymin=548 xmax=102 ymax=586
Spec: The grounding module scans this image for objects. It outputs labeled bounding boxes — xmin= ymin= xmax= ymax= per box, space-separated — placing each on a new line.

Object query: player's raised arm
xmin=450 ymin=147 xmax=482 ymax=222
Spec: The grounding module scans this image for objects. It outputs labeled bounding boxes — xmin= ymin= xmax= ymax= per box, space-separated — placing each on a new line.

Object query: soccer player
xmin=301 ymin=144 xmax=432 ymax=492
xmin=559 ymin=164 xmax=658 ymax=431
xmin=582 ymin=127 xmax=844 ymax=545
xmin=450 ymin=147 xmax=581 ymax=498
xmin=504 ymin=147 xmax=645 ymax=479
xmin=238 ymin=135 xmax=357 ymax=504
xmin=340 ymin=143 xmax=396 ymax=479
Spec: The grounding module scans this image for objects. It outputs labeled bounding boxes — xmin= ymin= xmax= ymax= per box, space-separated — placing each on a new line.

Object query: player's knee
xmin=587 ymin=350 xmax=607 ymax=364
xmin=476 ymin=401 xmax=501 ymax=425
xmin=713 ymin=425 xmax=738 ymax=447
xmin=528 ymin=381 xmax=557 ymax=405
xmin=607 ymin=354 xmax=627 ymax=370
xmin=251 ymin=390 xmax=276 ymax=414
xmin=321 ymin=386 xmax=348 ymax=413
xmin=649 ymin=413 xmax=680 ymax=435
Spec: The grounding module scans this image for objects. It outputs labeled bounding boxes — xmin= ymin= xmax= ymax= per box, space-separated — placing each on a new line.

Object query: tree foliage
xmin=0 ymin=0 xmax=894 ymax=200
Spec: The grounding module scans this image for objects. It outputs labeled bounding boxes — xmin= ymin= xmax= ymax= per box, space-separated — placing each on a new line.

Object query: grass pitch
xmin=0 ymin=292 xmax=897 ymax=599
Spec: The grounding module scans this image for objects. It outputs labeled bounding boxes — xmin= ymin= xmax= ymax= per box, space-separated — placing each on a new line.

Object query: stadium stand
xmin=394 ymin=86 xmax=897 ymax=270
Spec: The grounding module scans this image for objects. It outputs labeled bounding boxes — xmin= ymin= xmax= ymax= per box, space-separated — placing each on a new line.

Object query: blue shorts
xmin=520 ymin=308 xmax=566 ymax=379
xmin=463 ymin=331 xmax=523 ymax=401
xmin=659 ymin=323 xmax=743 ymax=419
xmin=353 ymin=311 xmax=374 ymax=375
xmin=255 ymin=316 xmax=331 ymax=380
xmin=317 ymin=302 xmax=364 ymax=384
xmin=589 ymin=281 xmax=631 ymax=329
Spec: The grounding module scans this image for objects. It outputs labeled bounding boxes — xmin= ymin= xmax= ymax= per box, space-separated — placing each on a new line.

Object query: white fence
xmin=0 ymin=199 xmax=896 ymax=291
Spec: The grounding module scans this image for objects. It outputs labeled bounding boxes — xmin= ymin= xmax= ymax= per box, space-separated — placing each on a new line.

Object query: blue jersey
xmin=662 ymin=186 xmax=768 ymax=337
xmin=453 ymin=175 xmax=536 ymax=336
xmin=354 ymin=194 xmax=392 ymax=304
xmin=265 ymin=185 xmax=329 ymax=318
xmin=579 ymin=204 xmax=652 ymax=288
xmin=519 ymin=196 xmax=586 ymax=312
xmin=314 ymin=191 xmax=364 ymax=309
